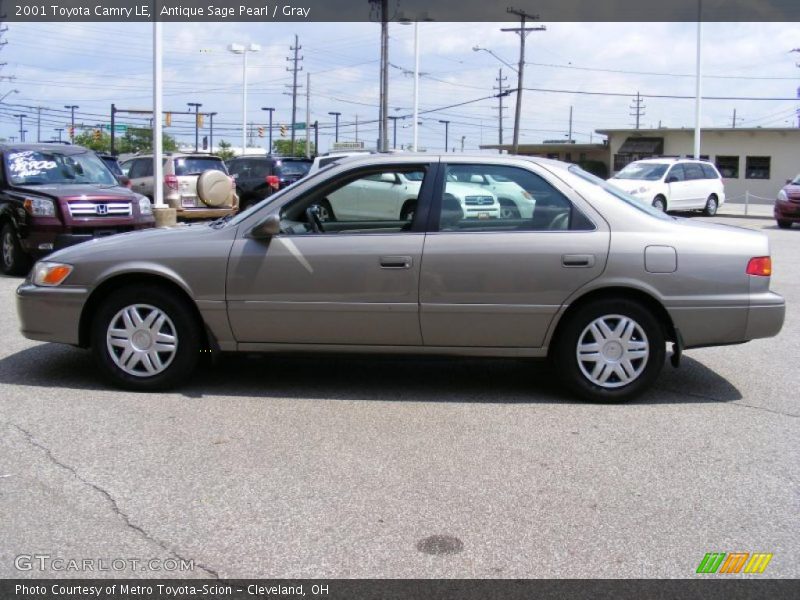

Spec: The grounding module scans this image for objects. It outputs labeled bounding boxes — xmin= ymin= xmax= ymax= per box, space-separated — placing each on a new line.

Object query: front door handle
xmin=562 ymin=254 xmax=595 ymax=268
xmin=379 ymin=255 xmax=413 ymax=269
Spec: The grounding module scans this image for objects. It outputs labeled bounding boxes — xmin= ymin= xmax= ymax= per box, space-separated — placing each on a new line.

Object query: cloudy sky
xmin=0 ymin=20 xmax=798 ymax=152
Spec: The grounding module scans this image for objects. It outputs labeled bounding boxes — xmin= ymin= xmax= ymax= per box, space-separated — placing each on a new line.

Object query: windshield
xmin=173 ymin=157 xmax=226 ymax=176
xmin=613 ymin=162 xmax=669 ymax=181
xmin=791 ymin=174 xmax=800 ymax=185
xmin=276 ymin=161 xmax=311 ymax=177
xmin=5 ymin=149 xmax=118 ymax=186
xmin=568 ymin=165 xmax=672 ymax=220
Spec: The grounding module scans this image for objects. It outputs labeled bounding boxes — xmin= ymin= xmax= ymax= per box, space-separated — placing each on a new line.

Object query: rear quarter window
xmin=700 ymin=164 xmax=719 ymax=179
xmin=173 ymin=157 xmax=227 ymax=176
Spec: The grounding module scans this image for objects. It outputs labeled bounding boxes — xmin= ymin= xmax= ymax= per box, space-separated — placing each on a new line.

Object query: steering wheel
xmin=305 ymin=205 xmax=325 ymax=233
xmin=547 ymin=212 xmax=569 ymax=231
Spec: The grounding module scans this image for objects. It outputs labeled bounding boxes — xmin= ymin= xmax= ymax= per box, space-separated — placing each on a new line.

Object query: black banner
xmin=2 ymin=579 xmax=800 ymax=600
xmin=2 ymin=0 xmax=799 ymax=23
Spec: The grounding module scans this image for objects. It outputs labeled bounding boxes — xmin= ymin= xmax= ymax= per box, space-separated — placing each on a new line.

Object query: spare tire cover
xmin=197 ymin=170 xmax=231 ymax=207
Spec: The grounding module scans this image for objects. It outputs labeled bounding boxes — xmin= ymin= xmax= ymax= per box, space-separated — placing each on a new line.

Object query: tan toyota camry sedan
xmin=16 ymin=154 xmax=785 ymax=402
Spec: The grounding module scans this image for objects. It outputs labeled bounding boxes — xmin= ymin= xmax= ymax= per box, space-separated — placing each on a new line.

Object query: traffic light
xmin=197 ymin=114 xmax=204 ymax=128
xmin=93 ymin=129 xmax=102 ymax=142
xmin=258 ymin=126 xmax=264 ymax=138
xmin=67 ymin=126 xmax=74 ymax=138
xmin=165 ymin=112 xmax=172 ymax=126
xmin=280 ymin=124 xmax=287 ymax=137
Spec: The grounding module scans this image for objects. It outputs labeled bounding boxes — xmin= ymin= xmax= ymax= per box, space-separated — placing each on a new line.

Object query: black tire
xmin=499 ymin=199 xmax=521 ymax=219
xmin=1 ymin=223 xmax=32 ymax=276
xmin=91 ymin=285 xmax=201 ymax=391
xmin=652 ymin=196 xmax=667 ymax=212
xmin=703 ymin=194 xmax=719 ymax=216
xmin=313 ymin=199 xmax=335 ymax=222
xmin=552 ymin=299 xmax=666 ymax=403
xmin=777 ymin=220 xmax=792 ymax=229
xmin=400 ymin=200 xmax=416 ymax=222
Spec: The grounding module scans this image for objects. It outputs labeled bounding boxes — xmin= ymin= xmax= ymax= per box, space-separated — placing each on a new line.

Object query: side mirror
xmin=469 ymin=174 xmax=485 ymax=184
xmin=118 ymin=175 xmax=131 ymax=188
xmin=666 ymin=176 xmax=679 ymax=183
xmin=379 ymin=172 xmax=397 ymax=183
xmin=249 ymin=214 xmax=281 ymax=239
xmin=786 ymin=179 xmax=792 ymax=185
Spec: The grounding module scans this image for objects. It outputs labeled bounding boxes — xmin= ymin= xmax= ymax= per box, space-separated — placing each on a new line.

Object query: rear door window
xmin=173 ymin=157 xmax=227 ymax=176
xmin=700 ymin=163 xmax=719 ymax=179
xmin=667 ymin=164 xmax=685 ymax=182
xmin=683 ymin=163 xmax=705 ymax=181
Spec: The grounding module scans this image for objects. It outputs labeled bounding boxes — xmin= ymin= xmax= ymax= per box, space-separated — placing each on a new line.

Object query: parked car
xmin=96 ymin=153 xmax=131 ymax=188
xmin=0 ymin=143 xmax=155 ymax=275
xmin=120 ymin=153 xmax=238 ymax=220
xmin=608 ymin=158 xmax=725 ymax=215
xmin=774 ymin=174 xmax=800 ymax=229
xmin=447 ymin=167 xmax=536 ymax=219
xmin=319 ymin=169 xmax=500 ymax=222
xmin=16 ymin=155 xmax=784 ymax=402
xmin=226 ymin=156 xmax=311 ymax=210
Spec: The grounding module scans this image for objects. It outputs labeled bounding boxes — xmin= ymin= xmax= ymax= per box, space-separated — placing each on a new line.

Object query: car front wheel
xmin=91 ymin=285 xmax=201 ymax=391
xmin=1 ymin=223 xmax=32 ymax=276
xmin=652 ymin=196 xmax=667 ymax=212
xmin=553 ymin=299 xmax=665 ymax=403
xmin=777 ymin=220 xmax=792 ymax=229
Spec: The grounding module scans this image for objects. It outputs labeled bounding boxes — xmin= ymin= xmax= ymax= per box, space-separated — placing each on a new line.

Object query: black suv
xmin=226 ymin=156 xmax=311 ymax=209
xmin=0 ymin=144 xmax=155 ymax=275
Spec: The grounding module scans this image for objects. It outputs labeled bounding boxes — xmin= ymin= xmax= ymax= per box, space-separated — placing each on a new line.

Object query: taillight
xmin=164 ymin=174 xmax=179 ymax=191
xmin=746 ymin=257 xmax=772 ymax=276
xmin=266 ymin=175 xmax=280 ymax=190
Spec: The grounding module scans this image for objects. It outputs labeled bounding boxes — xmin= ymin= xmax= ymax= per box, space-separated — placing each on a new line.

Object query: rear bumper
xmin=16 ymin=283 xmax=89 ymax=346
xmin=745 ymin=291 xmax=785 ymax=340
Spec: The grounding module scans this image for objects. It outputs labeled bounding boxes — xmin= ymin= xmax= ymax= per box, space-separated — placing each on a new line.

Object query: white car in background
xmin=320 ymin=171 xmax=500 ymax=222
xmin=607 ymin=158 xmax=726 ymax=215
xmin=447 ymin=169 xmax=536 ymax=219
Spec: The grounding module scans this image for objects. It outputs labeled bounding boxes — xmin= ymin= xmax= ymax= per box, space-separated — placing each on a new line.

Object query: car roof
xmin=629 ymin=157 xmax=714 ymax=165
xmin=0 ymin=142 xmax=93 ymax=156
xmin=314 ymin=152 xmax=573 ymax=171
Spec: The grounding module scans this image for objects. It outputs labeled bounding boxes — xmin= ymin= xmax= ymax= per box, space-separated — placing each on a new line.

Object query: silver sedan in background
xmin=16 ymin=154 xmax=785 ymax=402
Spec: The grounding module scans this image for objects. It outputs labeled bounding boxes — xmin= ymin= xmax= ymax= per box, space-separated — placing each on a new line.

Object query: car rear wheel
xmin=400 ymin=200 xmax=416 ymax=222
xmin=703 ymin=194 xmax=719 ymax=216
xmin=652 ymin=196 xmax=667 ymax=212
xmin=1 ymin=223 xmax=32 ymax=276
xmin=313 ymin=199 xmax=335 ymax=222
xmin=553 ymin=299 xmax=665 ymax=403
xmin=777 ymin=220 xmax=792 ymax=229
xmin=91 ymin=285 xmax=201 ymax=391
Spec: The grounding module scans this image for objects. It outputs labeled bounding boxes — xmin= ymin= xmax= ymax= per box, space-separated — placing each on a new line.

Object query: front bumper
xmin=16 ymin=283 xmax=89 ymax=346
xmin=774 ymin=199 xmax=800 ymax=222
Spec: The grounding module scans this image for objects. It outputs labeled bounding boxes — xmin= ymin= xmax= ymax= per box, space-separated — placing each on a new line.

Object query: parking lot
xmin=0 ymin=215 xmax=797 ymax=579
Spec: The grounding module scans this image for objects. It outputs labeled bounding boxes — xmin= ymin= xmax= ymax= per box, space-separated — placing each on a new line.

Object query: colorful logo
xmin=696 ymin=552 xmax=773 ymax=574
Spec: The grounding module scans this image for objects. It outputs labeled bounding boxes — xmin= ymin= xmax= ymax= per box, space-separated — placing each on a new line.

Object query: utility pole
xmin=502 ymin=8 xmax=545 ymax=154
xmin=55 ymin=128 xmax=63 ymax=142
xmin=370 ymin=0 xmax=390 ymax=152
xmin=355 ymin=114 xmax=359 ymax=141
xmin=187 ymin=102 xmax=202 ymax=151
xmin=388 ymin=115 xmax=400 ymax=149
xmin=286 ymin=34 xmax=303 ymax=156
xmin=208 ymin=112 xmax=217 ymax=151
xmin=305 ymin=72 xmax=311 ymax=158
xmin=328 ymin=111 xmax=341 ymax=142
xmin=14 ymin=113 xmax=25 ymax=142
xmin=493 ymin=68 xmax=508 ymax=153
xmin=261 ymin=107 xmax=274 ymax=153
xmin=460 ymin=135 xmax=466 ymax=152
xmin=438 ymin=119 xmax=450 ymax=152
xmin=36 ymin=106 xmax=41 ymax=142
xmin=567 ymin=105 xmax=573 ymax=142
xmin=630 ymin=91 xmax=646 ymax=129
xmin=313 ymin=120 xmax=319 ymax=156
xmin=65 ymin=105 xmax=78 ymax=142
xmin=730 ymin=108 xmax=743 ymax=128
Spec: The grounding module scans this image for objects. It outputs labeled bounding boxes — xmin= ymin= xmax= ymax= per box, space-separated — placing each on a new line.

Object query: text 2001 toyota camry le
xmin=16 ymin=155 xmax=785 ymax=402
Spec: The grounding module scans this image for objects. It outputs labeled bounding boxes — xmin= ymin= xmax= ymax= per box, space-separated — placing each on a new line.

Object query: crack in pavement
xmin=656 ymin=386 xmax=799 ymax=419
xmin=6 ymin=422 xmax=220 ymax=579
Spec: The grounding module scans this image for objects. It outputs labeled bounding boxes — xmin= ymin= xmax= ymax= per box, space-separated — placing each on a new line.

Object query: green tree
xmin=272 ymin=138 xmax=315 ymax=157
xmin=214 ymin=140 xmax=236 ymax=161
xmin=116 ymin=128 xmax=178 ymax=154
xmin=73 ymin=129 xmax=111 ymax=152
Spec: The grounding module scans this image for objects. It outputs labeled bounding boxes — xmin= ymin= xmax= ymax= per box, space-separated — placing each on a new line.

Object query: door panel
xmin=226 ymin=234 xmax=425 ymax=344
xmin=420 ymin=231 xmax=609 ymax=347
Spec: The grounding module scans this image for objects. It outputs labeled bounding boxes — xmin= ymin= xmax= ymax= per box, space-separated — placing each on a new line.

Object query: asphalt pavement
xmin=0 ymin=216 xmax=797 ymax=579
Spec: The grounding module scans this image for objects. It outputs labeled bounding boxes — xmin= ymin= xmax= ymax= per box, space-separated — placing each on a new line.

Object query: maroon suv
xmin=775 ymin=174 xmax=800 ymax=229
xmin=0 ymin=143 xmax=155 ymax=275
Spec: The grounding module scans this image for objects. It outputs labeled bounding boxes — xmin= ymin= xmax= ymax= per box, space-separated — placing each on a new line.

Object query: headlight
xmin=32 ymin=262 xmax=73 ymax=287
xmin=23 ymin=197 xmax=55 ymax=217
xmin=777 ymin=189 xmax=788 ymax=202
xmin=138 ymin=195 xmax=153 ymax=215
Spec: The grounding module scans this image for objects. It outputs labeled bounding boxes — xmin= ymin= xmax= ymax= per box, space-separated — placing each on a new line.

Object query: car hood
xmin=445 ymin=181 xmax=497 ymax=197
xmin=46 ymin=222 xmax=221 ymax=263
xmin=782 ymin=184 xmax=800 ymax=198
xmin=11 ymin=183 xmax=137 ymax=200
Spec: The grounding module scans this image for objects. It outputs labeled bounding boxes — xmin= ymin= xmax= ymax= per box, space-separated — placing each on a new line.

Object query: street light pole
xmin=153 ymin=19 xmax=164 ymax=208
xmin=64 ymin=105 xmax=78 ymax=143
xmin=438 ymin=119 xmax=450 ymax=152
xmin=208 ymin=112 xmax=217 ymax=152
xmin=262 ymin=107 xmax=275 ymax=153
xmin=388 ymin=115 xmax=399 ymax=149
xmin=229 ymin=42 xmax=261 ymax=156
xmin=187 ymin=102 xmax=202 ymax=152
xmin=328 ymin=111 xmax=341 ymax=143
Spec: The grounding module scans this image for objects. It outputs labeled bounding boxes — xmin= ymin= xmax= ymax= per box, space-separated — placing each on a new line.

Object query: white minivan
xmin=608 ymin=158 xmax=725 ymax=215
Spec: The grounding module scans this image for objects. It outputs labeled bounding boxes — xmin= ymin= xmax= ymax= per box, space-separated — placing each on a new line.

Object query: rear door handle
xmin=379 ymin=255 xmax=413 ymax=269
xmin=562 ymin=254 xmax=595 ymax=268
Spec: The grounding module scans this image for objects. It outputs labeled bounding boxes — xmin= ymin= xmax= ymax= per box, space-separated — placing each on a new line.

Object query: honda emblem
xmin=95 ymin=204 xmax=108 ymax=215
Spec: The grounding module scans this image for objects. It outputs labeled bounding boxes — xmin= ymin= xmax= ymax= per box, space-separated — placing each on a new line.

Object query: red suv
xmin=0 ymin=143 xmax=155 ymax=275
xmin=775 ymin=174 xmax=800 ymax=229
